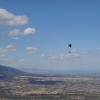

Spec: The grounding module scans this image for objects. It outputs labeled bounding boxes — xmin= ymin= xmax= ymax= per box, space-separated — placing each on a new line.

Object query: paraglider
xmin=68 ymin=44 xmax=72 ymax=53
xmin=68 ymin=44 xmax=72 ymax=48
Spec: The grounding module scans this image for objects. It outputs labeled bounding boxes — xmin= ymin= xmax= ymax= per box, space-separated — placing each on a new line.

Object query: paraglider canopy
xmin=68 ymin=44 xmax=72 ymax=53
xmin=68 ymin=44 xmax=72 ymax=48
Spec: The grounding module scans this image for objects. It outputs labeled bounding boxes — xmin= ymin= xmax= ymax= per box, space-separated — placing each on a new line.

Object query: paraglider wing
xmin=68 ymin=44 xmax=72 ymax=48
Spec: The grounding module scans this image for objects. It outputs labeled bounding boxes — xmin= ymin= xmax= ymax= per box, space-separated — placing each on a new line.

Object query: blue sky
xmin=0 ymin=0 xmax=100 ymax=70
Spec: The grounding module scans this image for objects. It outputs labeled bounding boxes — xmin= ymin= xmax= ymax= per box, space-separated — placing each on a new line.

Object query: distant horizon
xmin=19 ymin=66 xmax=100 ymax=71
xmin=1 ymin=64 xmax=100 ymax=76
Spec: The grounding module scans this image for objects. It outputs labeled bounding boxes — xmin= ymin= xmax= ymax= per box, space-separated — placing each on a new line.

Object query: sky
xmin=0 ymin=0 xmax=100 ymax=70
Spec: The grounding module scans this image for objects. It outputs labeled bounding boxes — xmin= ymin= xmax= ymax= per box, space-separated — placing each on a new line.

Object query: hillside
xmin=0 ymin=65 xmax=25 ymax=80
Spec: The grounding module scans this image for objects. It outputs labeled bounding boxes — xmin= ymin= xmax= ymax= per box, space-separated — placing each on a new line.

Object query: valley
xmin=0 ymin=75 xmax=100 ymax=100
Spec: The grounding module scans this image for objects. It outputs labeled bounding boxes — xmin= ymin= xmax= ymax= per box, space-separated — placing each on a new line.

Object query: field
xmin=0 ymin=75 xmax=100 ymax=100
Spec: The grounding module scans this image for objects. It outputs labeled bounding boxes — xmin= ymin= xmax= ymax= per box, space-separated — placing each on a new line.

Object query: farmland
xmin=0 ymin=75 xmax=100 ymax=100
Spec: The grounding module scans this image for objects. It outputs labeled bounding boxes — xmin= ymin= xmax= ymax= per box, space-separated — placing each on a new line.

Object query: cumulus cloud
xmin=0 ymin=45 xmax=17 ymax=52
xmin=24 ymin=28 xmax=35 ymax=35
xmin=0 ymin=8 xmax=28 ymax=26
xmin=26 ymin=47 xmax=37 ymax=54
xmin=8 ymin=28 xmax=35 ymax=36
xmin=6 ymin=45 xmax=17 ymax=51
xmin=11 ymin=37 xmax=19 ymax=40
xmin=6 ymin=44 xmax=15 ymax=49
xmin=8 ymin=29 xmax=22 ymax=36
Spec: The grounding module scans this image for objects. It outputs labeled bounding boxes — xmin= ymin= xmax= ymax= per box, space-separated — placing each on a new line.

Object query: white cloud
xmin=19 ymin=59 xmax=24 ymax=62
xmin=8 ymin=28 xmax=36 ymax=36
xmin=0 ymin=45 xmax=17 ymax=52
xmin=8 ymin=29 xmax=22 ymax=36
xmin=61 ymin=53 xmax=80 ymax=59
xmin=73 ymin=54 xmax=80 ymax=57
xmin=0 ymin=8 xmax=28 ymax=26
xmin=26 ymin=47 xmax=37 ymax=54
xmin=11 ymin=37 xmax=19 ymax=40
xmin=51 ymin=53 xmax=80 ymax=60
xmin=26 ymin=47 xmax=37 ymax=51
xmin=41 ymin=52 xmax=89 ymax=61
xmin=6 ymin=45 xmax=16 ymax=49
xmin=6 ymin=45 xmax=17 ymax=51
xmin=6 ymin=45 xmax=15 ymax=49
xmin=24 ymin=28 xmax=35 ymax=35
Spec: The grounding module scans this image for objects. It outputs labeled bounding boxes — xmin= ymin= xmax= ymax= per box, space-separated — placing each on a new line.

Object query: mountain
xmin=0 ymin=65 xmax=25 ymax=80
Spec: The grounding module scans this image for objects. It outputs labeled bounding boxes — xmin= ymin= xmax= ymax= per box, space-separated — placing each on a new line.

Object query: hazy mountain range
xmin=0 ymin=64 xmax=100 ymax=81
xmin=20 ymin=68 xmax=100 ymax=76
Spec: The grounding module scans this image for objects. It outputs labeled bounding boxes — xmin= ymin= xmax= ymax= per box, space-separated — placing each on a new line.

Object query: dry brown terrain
xmin=0 ymin=75 xmax=100 ymax=100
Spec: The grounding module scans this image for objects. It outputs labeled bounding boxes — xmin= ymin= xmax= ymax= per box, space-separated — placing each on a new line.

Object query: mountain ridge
xmin=0 ymin=65 xmax=25 ymax=80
